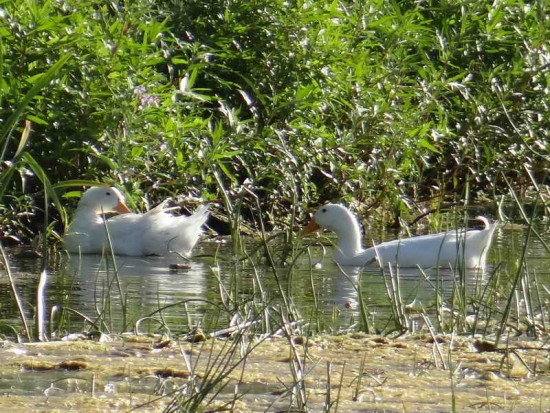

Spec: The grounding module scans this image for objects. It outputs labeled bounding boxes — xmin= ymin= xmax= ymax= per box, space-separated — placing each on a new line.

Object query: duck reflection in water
xmin=64 ymin=254 xmax=210 ymax=330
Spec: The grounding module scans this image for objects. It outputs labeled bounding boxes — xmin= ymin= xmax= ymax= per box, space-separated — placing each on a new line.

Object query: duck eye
xmin=106 ymin=191 xmax=111 ymax=196
xmin=321 ymin=208 xmax=327 ymax=213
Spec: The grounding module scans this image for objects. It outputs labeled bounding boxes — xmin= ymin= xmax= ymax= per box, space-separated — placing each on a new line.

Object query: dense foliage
xmin=1 ymin=0 xmax=549 ymax=241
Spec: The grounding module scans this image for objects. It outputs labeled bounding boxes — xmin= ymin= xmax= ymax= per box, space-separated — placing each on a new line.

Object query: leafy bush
xmin=1 ymin=0 xmax=548 ymax=241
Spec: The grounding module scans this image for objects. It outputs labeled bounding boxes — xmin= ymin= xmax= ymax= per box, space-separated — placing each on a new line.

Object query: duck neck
xmin=333 ymin=212 xmax=363 ymax=255
xmin=70 ymin=207 xmax=105 ymax=229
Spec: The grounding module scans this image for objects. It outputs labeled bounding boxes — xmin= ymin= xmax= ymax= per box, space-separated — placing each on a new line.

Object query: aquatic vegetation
xmin=1 ymin=332 xmax=548 ymax=411
xmin=1 ymin=197 xmax=549 ymax=411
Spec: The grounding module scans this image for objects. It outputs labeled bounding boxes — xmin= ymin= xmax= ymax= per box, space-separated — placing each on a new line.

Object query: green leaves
xmin=1 ymin=0 xmax=549 ymax=241
xmin=0 ymin=52 xmax=73 ymax=160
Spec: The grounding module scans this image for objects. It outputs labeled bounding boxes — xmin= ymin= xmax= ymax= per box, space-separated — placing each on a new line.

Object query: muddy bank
xmin=0 ymin=333 xmax=548 ymax=412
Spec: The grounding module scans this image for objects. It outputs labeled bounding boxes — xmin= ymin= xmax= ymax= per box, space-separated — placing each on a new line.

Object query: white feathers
xmin=304 ymin=204 xmax=497 ymax=270
xmin=64 ymin=186 xmax=208 ymax=257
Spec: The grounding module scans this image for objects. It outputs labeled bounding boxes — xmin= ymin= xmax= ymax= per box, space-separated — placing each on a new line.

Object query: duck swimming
xmin=64 ymin=186 xmax=209 ymax=257
xmin=303 ymin=204 xmax=497 ymax=270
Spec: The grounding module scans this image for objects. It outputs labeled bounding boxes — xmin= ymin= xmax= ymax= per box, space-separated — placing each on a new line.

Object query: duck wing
xmin=102 ymin=213 xmax=153 ymax=256
xmin=364 ymin=221 xmax=497 ymax=269
xmin=103 ymin=204 xmax=209 ymax=256
xmin=141 ymin=205 xmax=209 ymax=256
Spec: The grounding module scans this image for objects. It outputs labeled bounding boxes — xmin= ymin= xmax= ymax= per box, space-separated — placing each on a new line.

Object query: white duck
xmin=64 ymin=186 xmax=209 ymax=257
xmin=303 ymin=204 xmax=497 ymax=269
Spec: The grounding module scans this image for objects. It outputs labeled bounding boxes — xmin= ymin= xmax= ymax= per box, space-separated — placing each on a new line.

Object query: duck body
xmin=304 ymin=204 xmax=497 ymax=270
xmin=64 ymin=186 xmax=209 ymax=257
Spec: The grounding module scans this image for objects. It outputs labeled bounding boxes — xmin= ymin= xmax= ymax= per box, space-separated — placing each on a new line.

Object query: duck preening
xmin=303 ymin=204 xmax=498 ymax=270
xmin=64 ymin=186 xmax=209 ymax=257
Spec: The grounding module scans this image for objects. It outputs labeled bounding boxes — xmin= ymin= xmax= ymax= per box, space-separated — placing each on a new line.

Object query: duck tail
xmin=191 ymin=204 xmax=210 ymax=224
xmin=474 ymin=216 xmax=499 ymax=231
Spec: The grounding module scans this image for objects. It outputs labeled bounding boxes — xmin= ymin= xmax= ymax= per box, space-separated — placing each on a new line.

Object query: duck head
xmin=78 ymin=186 xmax=131 ymax=214
xmin=303 ymin=203 xmax=363 ymax=256
xmin=303 ymin=204 xmax=358 ymax=234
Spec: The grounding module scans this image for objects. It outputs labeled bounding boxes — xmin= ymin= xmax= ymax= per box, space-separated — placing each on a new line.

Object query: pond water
xmin=1 ymin=220 xmax=548 ymax=339
xmin=0 ymin=221 xmax=549 ymax=411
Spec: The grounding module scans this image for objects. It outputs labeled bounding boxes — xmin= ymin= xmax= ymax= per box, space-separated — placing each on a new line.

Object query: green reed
xmin=2 ymin=199 xmax=547 ymax=411
xmin=0 ymin=245 xmax=32 ymax=340
xmin=17 ymin=192 xmax=550 ymax=347
xmin=495 ymin=174 xmax=543 ymax=346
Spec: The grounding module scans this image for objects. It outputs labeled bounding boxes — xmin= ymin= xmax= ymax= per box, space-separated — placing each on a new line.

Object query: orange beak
xmin=115 ymin=200 xmax=131 ymax=214
xmin=302 ymin=218 xmax=320 ymax=235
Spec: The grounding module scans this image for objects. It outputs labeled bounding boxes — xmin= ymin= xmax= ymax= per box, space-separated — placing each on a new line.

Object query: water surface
xmin=0 ymin=222 xmax=548 ymax=336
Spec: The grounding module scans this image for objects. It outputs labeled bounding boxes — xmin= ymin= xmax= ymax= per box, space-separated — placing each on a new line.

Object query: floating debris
xmin=154 ymin=368 xmax=189 ymax=379
xmin=169 ymin=263 xmax=191 ymax=272
xmin=473 ymin=339 xmax=498 ymax=352
xmin=59 ymin=360 xmax=89 ymax=370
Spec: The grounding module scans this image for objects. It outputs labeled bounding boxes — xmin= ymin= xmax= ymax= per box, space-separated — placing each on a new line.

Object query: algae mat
xmin=0 ymin=333 xmax=548 ymax=412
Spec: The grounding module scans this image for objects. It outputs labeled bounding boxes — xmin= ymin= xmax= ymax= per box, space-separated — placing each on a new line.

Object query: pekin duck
xmin=303 ymin=204 xmax=497 ymax=270
xmin=64 ymin=186 xmax=209 ymax=257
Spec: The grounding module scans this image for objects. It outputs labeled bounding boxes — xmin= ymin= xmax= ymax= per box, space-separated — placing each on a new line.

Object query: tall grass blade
xmin=0 ymin=245 xmax=32 ymax=341
xmin=14 ymin=120 xmax=31 ymax=158
xmin=36 ymin=269 xmax=48 ymax=342
xmin=22 ymin=152 xmax=68 ymax=228
xmin=496 ymin=177 xmax=539 ymax=346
